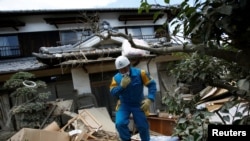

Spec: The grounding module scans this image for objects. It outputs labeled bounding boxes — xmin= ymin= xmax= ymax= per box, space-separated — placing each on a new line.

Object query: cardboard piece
xmin=206 ymin=104 xmax=223 ymax=112
xmin=43 ymin=121 xmax=60 ymax=131
xmin=7 ymin=128 xmax=70 ymax=141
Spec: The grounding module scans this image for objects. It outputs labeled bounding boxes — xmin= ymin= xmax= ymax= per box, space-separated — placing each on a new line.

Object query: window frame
xmin=0 ymin=34 xmax=21 ymax=58
xmin=59 ymin=29 xmax=92 ymax=45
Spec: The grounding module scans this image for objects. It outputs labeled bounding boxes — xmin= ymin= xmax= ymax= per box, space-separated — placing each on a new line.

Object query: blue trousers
xmin=115 ymin=104 xmax=150 ymax=141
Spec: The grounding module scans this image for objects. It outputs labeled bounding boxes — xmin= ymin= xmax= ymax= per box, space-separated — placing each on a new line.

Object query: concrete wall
xmin=71 ymin=68 xmax=91 ymax=94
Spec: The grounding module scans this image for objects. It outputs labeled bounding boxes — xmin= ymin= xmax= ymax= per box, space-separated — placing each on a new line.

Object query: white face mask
xmin=122 ymin=71 xmax=130 ymax=77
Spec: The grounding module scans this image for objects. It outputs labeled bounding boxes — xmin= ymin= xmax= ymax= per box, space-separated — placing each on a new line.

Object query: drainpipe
xmin=146 ymin=58 xmax=153 ymax=75
xmin=146 ymin=57 xmax=155 ymax=113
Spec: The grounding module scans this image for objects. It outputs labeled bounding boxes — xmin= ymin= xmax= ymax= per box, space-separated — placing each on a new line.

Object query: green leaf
xmin=164 ymin=0 xmax=170 ymax=4
xmin=153 ymin=11 xmax=161 ymax=21
xmin=178 ymin=118 xmax=187 ymax=124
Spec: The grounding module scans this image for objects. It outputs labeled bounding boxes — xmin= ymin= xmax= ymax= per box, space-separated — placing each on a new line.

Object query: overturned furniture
xmin=60 ymin=107 xmax=118 ymax=141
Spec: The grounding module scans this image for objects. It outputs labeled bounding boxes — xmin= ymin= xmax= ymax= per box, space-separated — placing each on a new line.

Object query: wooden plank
xmin=85 ymin=62 xmax=116 ymax=73
xmin=78 ymin=107 xmax=116 ymax=133
xmin=79 ymin=110 xmax=102 ymax=131
xmin=200 ymin=87 xmax=218 ymax=100
xmin=147 ymin=117 xmax=176 ymax=136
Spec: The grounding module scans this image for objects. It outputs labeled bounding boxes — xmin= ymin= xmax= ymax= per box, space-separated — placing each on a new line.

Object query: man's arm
xmin=109 ymin=77 xmax=124 ymax=97
xmin=140 ymin=70 xmax=157 ymax=101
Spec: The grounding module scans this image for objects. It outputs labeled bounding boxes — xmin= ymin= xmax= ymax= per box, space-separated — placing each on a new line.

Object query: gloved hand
xmin=115 ymin=99 xmax=121 ymax=111
xmin=141 ymin=99 xmax=151 ymax=116
xmin=120 ymin=76 xmax=131 ymax=88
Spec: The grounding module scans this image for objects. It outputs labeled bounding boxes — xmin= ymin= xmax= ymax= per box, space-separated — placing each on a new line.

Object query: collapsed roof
xmin=32 ymin=29 xmax=159 ymax=67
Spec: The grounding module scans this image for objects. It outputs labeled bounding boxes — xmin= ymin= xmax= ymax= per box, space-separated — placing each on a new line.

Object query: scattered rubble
xmin=7 ymin=107 xmax=119 ymax=141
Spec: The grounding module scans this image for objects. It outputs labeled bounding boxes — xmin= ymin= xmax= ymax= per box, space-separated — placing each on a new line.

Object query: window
xmin=59 ymin=29 xmax=92 ymax=45
xmin=117 ymin=26 xmax=156 ymax=40
xmin=141 ymin=27 xmax=154 ymax=35
xmin=0 ymin=35 xmax=20 ymax=57
xmin=116 ymin=28 xmax=126 ymax=34
xmin=114 ymin=25 xmax=170 ymax=42
xmin=127 ymin=27 xmax=142 ymax=39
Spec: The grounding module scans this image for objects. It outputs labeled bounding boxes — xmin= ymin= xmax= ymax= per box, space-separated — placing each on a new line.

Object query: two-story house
xmin=0 ymin=8 xmax=180 ymax=128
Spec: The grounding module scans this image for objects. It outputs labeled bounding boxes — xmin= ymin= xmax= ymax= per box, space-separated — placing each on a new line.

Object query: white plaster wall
xmin=0 ymin=12 xmax=167 ymax=34
xmin=71 ymin=68 xmax=91 ymax=95
xmin=136 ymin=60 xmax=160 ymax=95
xmin=1 ymin=15 xmax=57 ymax=34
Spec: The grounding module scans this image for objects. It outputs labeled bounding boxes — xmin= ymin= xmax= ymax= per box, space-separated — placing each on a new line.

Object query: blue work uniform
xmin=110 ymin=67 xmax=157 ymax=141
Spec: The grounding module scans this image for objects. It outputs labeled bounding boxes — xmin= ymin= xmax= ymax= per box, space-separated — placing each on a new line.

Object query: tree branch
xmin=106 ymin=31 xmax=250 ymax=67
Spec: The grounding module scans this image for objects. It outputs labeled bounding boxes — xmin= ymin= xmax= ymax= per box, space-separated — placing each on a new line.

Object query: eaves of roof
xmin=59 ymin=54 xmax=156 ymax=67
xmin=0 ymin=7 xmax=169 ymax=16
xmin=32 ymin=46 xmax=123 ymax=67
xmin=0 ymin=57 xmax=48 ymax=74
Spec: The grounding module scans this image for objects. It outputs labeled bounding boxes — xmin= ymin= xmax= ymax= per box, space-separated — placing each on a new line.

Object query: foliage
xmin=171 ymin=0 xmax=250 ymax=48
xmin=170 ymin=52 xmax=246 ymax=84
xmin=165 ymin=53 xmax=250 ymax=140
xmin=3 ymin=71 xmax=51 ymax=129
xmin=138 ymin=0 xmax=250 ymax=67
xmin=139 ymin=1 xmax=250 ymax=140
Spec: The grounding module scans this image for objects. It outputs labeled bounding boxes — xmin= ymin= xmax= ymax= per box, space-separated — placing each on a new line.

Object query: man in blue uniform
xmin=110 ymin=55 xmax=157 ymax=141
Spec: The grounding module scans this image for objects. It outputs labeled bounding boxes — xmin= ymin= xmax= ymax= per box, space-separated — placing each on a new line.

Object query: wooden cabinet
xmin=147 ymin=117 xmax=176 ymax=136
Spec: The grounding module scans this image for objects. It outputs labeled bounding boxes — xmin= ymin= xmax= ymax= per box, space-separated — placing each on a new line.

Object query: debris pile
xmin=7 ymin=98 xmax=119 ymax=141
xmin=59 ymin=108 xmax=119 ymax=141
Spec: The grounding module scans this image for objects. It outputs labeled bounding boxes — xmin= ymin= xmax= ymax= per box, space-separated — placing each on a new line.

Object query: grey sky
xmin=0 ymin=0 xmax=184 ymax=11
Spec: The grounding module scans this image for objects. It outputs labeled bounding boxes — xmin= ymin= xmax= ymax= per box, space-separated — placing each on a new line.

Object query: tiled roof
xmin=32 ymin=29 xmax=172 ymax=67
xmin=0 ymin=30 xmax=165 ymax=74
xmin=32 ymin=30 xmax=126 ymax=65
xmin=0 ymin=57 xmax=48 ymax=74
xmin=38 ymin=30 xmax=125 ymax=55
xmin=33 ymin=47 xmax=122 ymax=59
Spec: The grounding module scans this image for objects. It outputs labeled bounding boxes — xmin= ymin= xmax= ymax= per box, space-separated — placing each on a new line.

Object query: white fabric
xmin=122 ymin=39 xmax=150 ymax=56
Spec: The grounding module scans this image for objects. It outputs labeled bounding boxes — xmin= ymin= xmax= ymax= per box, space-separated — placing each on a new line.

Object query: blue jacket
xmin=110 ymin=67 xmax=156 ymax=106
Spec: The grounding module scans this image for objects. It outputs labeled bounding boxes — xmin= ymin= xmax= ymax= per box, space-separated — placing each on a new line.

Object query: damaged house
xmin=0 ymin=7 xmax=180 ymax=138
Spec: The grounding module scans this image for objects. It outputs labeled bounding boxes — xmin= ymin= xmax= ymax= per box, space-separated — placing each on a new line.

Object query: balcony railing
xmin=131 ymin=35 xmax=168 ymax=43
xmin=0 ymin=46 xmax=21 ymax=58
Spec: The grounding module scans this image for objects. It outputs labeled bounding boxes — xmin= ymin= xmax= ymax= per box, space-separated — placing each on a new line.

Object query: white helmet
xmin=115 ymin=56 xmax=130 ymax=69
